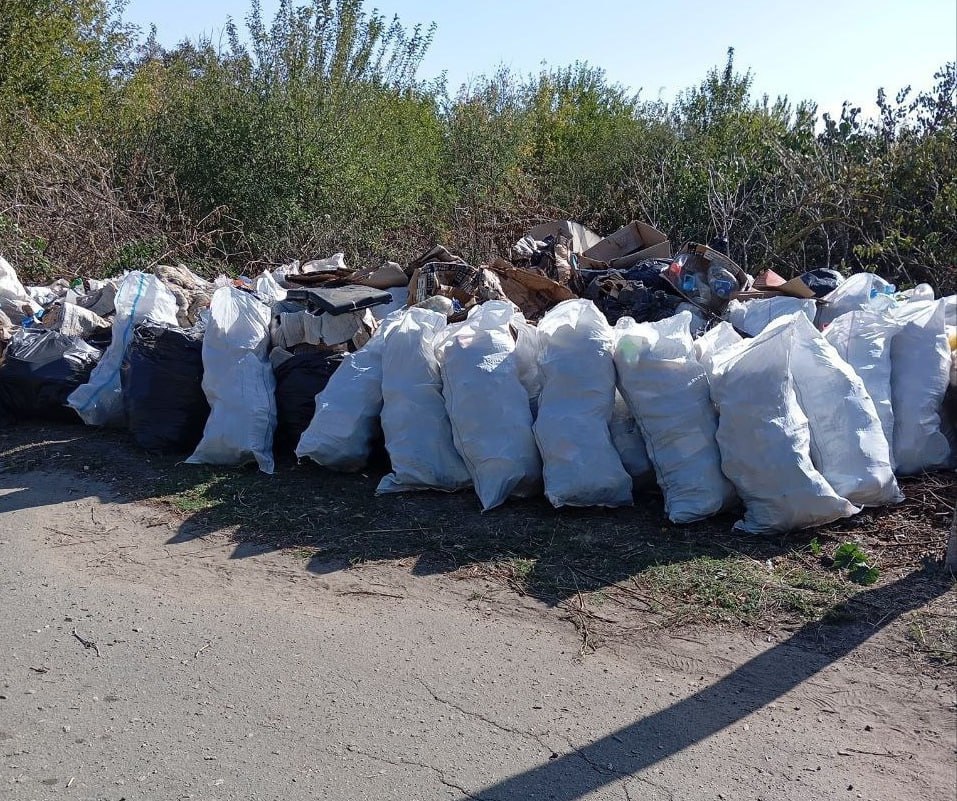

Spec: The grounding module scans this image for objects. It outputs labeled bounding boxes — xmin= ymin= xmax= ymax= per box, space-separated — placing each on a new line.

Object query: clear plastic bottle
xmin=707 ymin=262 xmax=740 ymax=300
xmin=680 ymin=270 xmax=712 ymax=306
xmin=695 ymin=274 xmax=713 ymax=307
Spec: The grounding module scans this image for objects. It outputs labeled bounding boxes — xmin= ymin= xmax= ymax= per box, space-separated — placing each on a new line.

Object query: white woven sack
xmin=726 ymin=297 xmax=816 ymax=337
xmin=187 ymin=287 xmax=276 ymax=473
xmin=534 ymin=300 xmax=632 ymax=508
xmin=608 ymin=391 xmax=654 ymax=485
xmin=295 ymin=311 xmax=402 ymax=471
xmin=787 ymin=314 xmax=901 ymax=506
xmin=377 ymin=308 xmax=471 ymax=494
xmin=436 ymin=301 xmax=541 ymax=510
xmin=68 ymin=271 xmax=179 ymax=426
xmin=824 ymin=309 xmax=901 ymax=460
xmin=818 ymin=272 xmax=894 ymax=328
xmin=615 ymin=311 xmax=735 ymax=523
xmin=694 ymin=321 xmax=743 ymax=376
xmin=889 ymin=299 xmax=951 ymax=474
xmin=709 ymin=318 xmax=860 ymax=534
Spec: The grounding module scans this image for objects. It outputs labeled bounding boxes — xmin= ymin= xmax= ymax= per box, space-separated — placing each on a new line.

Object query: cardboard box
xmin=526 ymin=221 xmax=602 ymax=254
xmin=578 ymin=221 xmax=671 ymax=269
xmin=487 ymin=258 xmax=575 ymax=320
xmin=675 ymin=242 xmax=749 ymax=287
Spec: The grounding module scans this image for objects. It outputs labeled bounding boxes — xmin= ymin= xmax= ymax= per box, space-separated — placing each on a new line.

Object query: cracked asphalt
xmin=1 ymin=472 xmax=954 ymax=800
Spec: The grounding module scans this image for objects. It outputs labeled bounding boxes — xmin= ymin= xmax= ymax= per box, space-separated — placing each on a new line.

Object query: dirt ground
xmin=0 ymin=423 xmax=955 ymax=799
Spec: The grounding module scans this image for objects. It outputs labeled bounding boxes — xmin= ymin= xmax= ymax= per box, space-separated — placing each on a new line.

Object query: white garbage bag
xmin=435 ymin=301 xmax=541 ymax=510
xmin=535 ymin=300 xmax=632 ymax=508
xmin=694 ymin=321 xmax=743 ymax=376
xmin=726 ymin=297 xmax=816 ymax=337
xmin=0 ymin=255 xmax=40 ymax=317
xmin=787 ymin=314 xmax=902 ymax=506
xmin=824 ymin=309 xmax=901 ymax=459
xmin=187 ymin=287 xmax=276 ymax=473
xmin=609 ymin=391 xmax=654 ymax=485
xmin=512 ymin=311 xmax=543 ymax=409
xmin=890 ymin=299 xmax=951 ymax=474
xmin=709 ymin=318 xmax=860 ymax=534
xmin=376 ymin=308 xmax=471 ymax=494
xmin=818 ymin=272 xmax=894 ymax=328
xmin=615 ymin=311 xmax=735 ymax=523
xmin=68 ymin=271 xmax=179 ymax=426
xmin=253 ymin=270 xmax=287 ymax=304
xmin=295 ymin=311 xmax=402 ymax=471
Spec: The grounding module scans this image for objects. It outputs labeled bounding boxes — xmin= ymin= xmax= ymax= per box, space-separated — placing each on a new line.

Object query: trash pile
xmin=1 ymin=218 xmax=955 ymax=534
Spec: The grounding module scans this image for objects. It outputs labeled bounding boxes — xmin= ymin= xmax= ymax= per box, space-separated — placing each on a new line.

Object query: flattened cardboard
xmin=753 ymin=269 xmax=816 ymax=299
xmin=487 ymin=258 xmax=575 ymax=320
xmin=777 ymin=277 xmax=818 ymax=300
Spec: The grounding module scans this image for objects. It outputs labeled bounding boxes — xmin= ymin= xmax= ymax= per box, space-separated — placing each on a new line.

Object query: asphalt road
xmin=1 ymin=472 xmax=953 ymax=800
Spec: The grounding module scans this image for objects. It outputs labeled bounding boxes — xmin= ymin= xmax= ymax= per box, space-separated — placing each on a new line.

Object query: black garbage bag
xmin=798 ymin=268 xmax=845 ymax=298
xmin=0 ymin=328 xmax=102 ymax=424
xmin=121 ymin=323 xmax=209 ymax=452
xmin=274 ymin=352 xmax=344 ymax=455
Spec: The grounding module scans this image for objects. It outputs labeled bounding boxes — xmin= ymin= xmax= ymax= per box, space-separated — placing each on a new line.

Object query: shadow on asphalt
xmin=461 ymin=568 xmax=952 ymax=800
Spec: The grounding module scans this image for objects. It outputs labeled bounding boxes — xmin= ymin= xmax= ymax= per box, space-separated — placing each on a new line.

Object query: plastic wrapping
xmin=0 ymin=329 xmax=101 ymax=424
xmin=121 ymin=323 xmax=209 ymax=452
xmin=68 ymin=271 xmax=179 ymax=426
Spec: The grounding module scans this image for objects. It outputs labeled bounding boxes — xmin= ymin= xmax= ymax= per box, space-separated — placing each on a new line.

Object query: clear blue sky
xmin=123 ymin=0 xmax=956 ymax=119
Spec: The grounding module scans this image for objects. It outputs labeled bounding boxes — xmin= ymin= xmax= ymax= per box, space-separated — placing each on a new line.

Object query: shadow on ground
xmin=2 ymin=423 xmax=954 ymax=643
xmin=461 ymin=567 xmax=951 ymax=801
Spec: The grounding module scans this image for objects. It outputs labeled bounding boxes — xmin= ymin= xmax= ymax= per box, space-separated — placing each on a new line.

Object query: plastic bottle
xmin=707 ymin=263 xmax=740 ymax=300
xmin=694 ymin=274 xmax=713 ymax=307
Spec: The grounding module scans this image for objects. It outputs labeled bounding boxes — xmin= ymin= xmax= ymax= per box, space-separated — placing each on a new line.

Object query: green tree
xmin=0 ymin=0 xmax=133 ymax=134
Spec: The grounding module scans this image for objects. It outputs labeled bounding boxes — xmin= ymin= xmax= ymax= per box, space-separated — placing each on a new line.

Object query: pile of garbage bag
xmin=1 ymin=219 xmax=955 ymax=533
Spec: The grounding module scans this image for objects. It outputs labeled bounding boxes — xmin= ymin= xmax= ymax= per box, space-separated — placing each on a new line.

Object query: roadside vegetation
xmin=1 ymin=0 xmax=955 ymax=292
